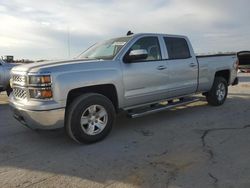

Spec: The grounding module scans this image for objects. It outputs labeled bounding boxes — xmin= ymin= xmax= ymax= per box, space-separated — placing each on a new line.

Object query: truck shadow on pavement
xmin=0 ymin=95 xmax=250 ymax=187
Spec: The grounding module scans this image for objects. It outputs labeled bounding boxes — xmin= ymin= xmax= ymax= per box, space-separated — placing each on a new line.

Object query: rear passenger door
xmin=163 ymin=37 xmax=198 ymax=96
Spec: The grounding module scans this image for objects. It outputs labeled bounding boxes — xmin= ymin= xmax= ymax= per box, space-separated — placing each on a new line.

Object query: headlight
xmin=29 ymin=88 xmax=53 ymax=99
xmin=29 ymin=75 xmax=51 ymax=85
xmin=27 ymin=74 xmax=53 ymax=100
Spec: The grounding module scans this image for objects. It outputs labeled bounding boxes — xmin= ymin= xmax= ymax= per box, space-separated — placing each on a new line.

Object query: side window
xmin=130 ymin=37 xmax=162 ymax=61
xmin=164 ymin=37 xmax=191 ymax=59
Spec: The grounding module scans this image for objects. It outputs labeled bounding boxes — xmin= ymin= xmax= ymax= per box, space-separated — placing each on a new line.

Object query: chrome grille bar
xmin=12 ymin=74 xmax=27 ymax=86
xmin=13 ymin=87 xmax=27 ymax=100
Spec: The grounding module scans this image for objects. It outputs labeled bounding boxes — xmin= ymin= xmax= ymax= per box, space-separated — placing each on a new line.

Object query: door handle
xmin=189 ymin=63 xmax=196 ymax=67
xmin=157 ymin=65 xmax=167 ymax=70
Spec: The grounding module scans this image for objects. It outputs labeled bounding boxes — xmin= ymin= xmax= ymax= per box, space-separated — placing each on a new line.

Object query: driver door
xmin=121 ymin=36 xmax=169 ymax=107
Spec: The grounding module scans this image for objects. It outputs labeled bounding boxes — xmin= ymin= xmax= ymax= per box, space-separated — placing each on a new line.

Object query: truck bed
xmin=196 ymin=54 xmax=237 ymax=92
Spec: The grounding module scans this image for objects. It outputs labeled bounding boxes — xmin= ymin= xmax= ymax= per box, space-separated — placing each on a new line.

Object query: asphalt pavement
xmin=0 ymin=73 xmax=249 ymax=188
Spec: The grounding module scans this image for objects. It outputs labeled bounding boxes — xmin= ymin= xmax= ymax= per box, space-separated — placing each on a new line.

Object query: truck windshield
xmin=78 ymin=36 xmax=132 ymax=60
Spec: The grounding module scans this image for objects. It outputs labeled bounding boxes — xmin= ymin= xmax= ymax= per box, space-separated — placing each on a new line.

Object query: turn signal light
xmin=29 ymin=89 xmax=53 ymax=99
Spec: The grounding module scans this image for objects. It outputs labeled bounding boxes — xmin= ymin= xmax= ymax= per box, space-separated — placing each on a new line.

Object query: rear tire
xmin=206 ymin=77 xmax=228 ymax=106
xmin=65 ymin=93 xmax=115 ymax=144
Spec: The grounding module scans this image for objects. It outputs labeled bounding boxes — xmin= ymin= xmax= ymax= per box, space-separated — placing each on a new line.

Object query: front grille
xmin=12 ymin=74 xmax=26 ymax=86
xmin=13 ymin=88 xmax=27 ymax=100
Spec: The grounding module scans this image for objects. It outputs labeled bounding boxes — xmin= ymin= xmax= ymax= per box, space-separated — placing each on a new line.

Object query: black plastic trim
xmin=197 ymin=53 xmax=236 ymax=58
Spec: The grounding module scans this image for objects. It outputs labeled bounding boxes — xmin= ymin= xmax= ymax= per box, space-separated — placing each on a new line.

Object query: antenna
xmin=127 ymin=30 xmax=134 ymax=36
xmin=67 ymin=26 xmax=71 ymax=58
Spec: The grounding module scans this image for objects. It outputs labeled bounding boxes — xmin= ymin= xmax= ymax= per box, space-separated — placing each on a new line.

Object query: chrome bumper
xmin=10 ymin=103 xmax=65 ymax=130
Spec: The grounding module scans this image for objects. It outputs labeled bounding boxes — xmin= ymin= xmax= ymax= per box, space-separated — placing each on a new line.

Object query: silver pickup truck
xmin=9 ymin=33 xmax=239 ymax=143
xmin=0 ymin=59 xmax=19 ymax=96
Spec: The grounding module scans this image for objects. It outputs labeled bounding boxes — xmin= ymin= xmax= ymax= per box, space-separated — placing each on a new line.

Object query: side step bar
xmin=128 ymin=97 xmax=200 ymax=118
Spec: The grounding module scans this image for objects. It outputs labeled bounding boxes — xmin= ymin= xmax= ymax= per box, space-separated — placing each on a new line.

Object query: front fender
xmin=52 ymin=68 xmax=124 ymax=107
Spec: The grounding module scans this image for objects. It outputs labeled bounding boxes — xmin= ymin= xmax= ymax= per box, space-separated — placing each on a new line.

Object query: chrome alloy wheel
xmin=216 ymin=83 xmax=226 ymax=101
xmin=80 ymin=105 xmax=108 ymax=135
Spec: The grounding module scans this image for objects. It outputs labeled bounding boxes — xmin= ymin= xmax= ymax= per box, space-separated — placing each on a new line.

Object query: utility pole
xmin=67 ymin=26 xmax=71 ymax=58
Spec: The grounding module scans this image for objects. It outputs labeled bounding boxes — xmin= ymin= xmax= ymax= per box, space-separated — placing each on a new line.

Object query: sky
xmin=0 ymin=0 xmax=249 ymax=60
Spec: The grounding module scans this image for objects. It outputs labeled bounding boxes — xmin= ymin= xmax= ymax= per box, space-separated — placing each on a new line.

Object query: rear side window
xmin=164 ymin=37 xmax=191 ymax=59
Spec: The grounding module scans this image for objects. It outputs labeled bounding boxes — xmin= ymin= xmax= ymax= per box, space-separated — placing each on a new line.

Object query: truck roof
xmin=129 ymin=33 xmax=188 ymax=39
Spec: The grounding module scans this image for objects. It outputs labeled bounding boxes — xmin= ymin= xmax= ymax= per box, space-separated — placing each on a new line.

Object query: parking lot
xmin=0 ymin=73 xmax=249 ymax=188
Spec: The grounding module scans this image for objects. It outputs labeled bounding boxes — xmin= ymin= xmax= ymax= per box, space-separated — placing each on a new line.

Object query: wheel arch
xmin=214 ymin=69 xmax=230 ymax=85
xmin=66 ymin=84 xmax=119 ymax=112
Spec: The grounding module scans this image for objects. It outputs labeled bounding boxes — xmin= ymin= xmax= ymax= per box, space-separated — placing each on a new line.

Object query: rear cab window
xmin=164 ymin=37 xmax=191 ymax=59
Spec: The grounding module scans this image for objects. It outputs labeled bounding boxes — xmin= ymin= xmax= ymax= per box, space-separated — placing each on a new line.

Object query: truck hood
xmin=11 ymin=58 xmax=101 ymax=73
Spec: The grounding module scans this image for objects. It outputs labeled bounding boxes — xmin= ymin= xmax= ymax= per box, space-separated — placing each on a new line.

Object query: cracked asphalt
xmin=0 ymin=73 xmax=250 ymax=188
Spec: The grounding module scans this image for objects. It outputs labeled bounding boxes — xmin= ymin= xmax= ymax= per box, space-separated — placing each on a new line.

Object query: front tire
xmin=206 ymin=77 xmax=228 ymax=106
xmin=65 ymin=93 xmax=115 ymax=144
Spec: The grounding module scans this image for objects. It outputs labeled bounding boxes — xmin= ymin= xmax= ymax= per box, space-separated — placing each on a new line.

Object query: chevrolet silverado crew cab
xmin=9 ymin=33 xmax=239 ymax=143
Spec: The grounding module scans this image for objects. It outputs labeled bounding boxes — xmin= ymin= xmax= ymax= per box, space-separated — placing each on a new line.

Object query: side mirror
xmin=124 ymin=49 xmax=148 ymax=63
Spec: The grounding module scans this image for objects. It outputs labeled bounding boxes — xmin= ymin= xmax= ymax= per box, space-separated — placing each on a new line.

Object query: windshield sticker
xmin=112 ymin=42 xmax=126 ymax=46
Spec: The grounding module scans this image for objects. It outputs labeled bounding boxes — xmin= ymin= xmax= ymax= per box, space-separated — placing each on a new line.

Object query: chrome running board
xmin=128 ymin=97 xmax=200 ymax=118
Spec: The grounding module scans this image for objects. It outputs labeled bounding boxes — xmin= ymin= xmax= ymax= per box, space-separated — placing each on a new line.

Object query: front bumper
xmin=9 ymin=99 xmax=65 ymax=130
